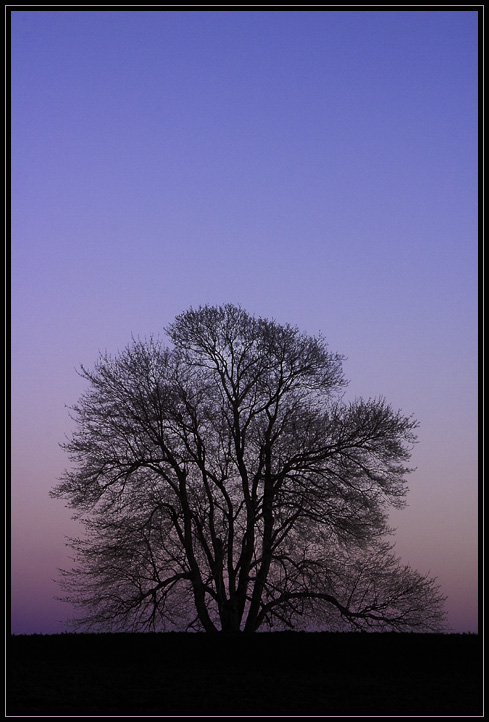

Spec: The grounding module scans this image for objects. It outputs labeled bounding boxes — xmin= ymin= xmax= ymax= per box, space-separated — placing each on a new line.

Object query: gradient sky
xmin=10 ymin=9 xmax=479 ymax=634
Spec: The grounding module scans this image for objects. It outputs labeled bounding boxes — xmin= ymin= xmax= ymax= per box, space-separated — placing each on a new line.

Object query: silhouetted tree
xmin=52 ymin=304 xmax=447 ymax=633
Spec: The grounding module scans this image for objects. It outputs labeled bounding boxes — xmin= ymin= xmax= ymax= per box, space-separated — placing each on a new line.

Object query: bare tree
xmin=52 ymin=304 xmax=447 ymax=633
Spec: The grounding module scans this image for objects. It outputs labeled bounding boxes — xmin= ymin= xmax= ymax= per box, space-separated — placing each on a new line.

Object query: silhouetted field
xmin=7 ymin=631 xmax=481 ymax=716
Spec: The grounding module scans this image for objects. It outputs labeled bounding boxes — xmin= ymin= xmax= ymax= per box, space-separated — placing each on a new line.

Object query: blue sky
xmin=11 ymin=9 xmax=479 ymax=633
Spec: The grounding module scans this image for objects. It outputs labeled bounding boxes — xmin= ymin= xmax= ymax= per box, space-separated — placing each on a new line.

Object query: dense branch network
xmin=52 ymin=304 xmax=447 ymax=633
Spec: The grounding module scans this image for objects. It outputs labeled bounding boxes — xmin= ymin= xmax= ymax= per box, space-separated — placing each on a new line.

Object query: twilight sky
xmin=10 ymin=9 xmax=479 ymax=634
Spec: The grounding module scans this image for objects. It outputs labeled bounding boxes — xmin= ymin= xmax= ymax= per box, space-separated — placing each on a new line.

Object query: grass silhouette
xmin=7 ymin=631 xmax=481 ymax=716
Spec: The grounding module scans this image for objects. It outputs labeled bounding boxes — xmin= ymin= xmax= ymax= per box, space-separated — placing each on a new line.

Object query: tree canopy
xmin=52 ymin=304 xmax=447 ymax=633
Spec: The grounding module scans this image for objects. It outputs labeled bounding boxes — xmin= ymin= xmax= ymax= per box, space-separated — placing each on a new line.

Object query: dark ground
xmin=7 ymin=631 xmax=482 ymax=717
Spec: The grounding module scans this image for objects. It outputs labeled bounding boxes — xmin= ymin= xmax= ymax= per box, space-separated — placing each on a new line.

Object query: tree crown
xmin=52 ymin=304 xmax=446 ymax=633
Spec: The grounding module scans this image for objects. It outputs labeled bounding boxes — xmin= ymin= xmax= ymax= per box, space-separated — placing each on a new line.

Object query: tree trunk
xmin=243 ymin=478 xmax=274 ymax=632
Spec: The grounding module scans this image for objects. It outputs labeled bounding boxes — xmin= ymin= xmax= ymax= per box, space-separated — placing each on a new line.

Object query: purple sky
xmin=10 ymin=9 xmax=479 ymax=634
